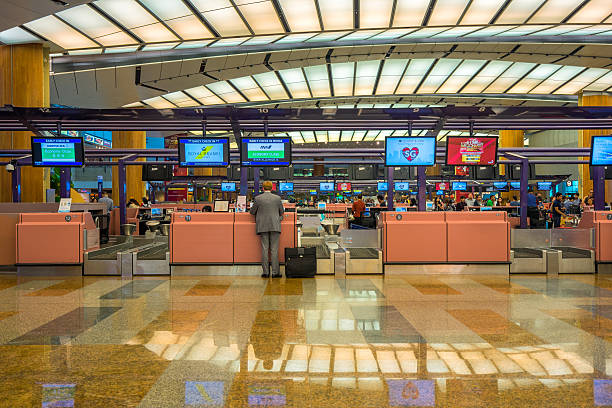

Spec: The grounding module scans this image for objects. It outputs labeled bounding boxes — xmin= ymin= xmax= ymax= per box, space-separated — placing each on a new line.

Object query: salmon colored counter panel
xmin=170 ymin=213 xmax=234 ymax=264
xmin=446 ymin=212 xmax=510 ymax=263
xmin=594 ymin=212 xmax=612 ymax=262
xmin=16 ymin=213 xmax=84 ymax=264
xmin=233 ymin=212 xmax=297 ymax=263
xmin=382 ymin=212 xmax=447 ymax=263
xmin=0 ymin=214 xmax=19 ymax=266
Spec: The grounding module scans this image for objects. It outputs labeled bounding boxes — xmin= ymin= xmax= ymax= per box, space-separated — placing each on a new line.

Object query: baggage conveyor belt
xmin=510 ymin=248 xmax=547 ymax=273
xmin=510 ymin=246 xmax=595 ymax=274
xmin=84 ymin=237 xmax=169 ymax=275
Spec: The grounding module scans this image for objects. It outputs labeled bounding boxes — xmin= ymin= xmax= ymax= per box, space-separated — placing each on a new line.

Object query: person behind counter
xmin=510 ymin=195 xmax=520 ymax=207
xmin=127 ymin=198 xmax=140 ymax=208
xmin=551 ymin=192 xmax=566 ymax=228
xmin=376 ymin=195 xmax=386 ymax=207
xmin=352 ymin=194 xmax=366 ymax=225
xmin=141 ymin=197 xmax=150 ymax=207
xmin=98 ymin=192 xmax=114 ymax=212
xmin=250 ymin=180 xmax=285 ymax=278
xmin=455 ymin=196 xmax=467 ymax=211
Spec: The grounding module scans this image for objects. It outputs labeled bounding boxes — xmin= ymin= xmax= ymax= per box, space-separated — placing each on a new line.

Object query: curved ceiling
xmin=1 ymin=0 xmax=612 ymax=59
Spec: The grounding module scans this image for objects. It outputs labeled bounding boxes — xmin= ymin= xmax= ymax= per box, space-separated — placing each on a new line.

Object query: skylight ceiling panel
xmin=279 ymin=68 xmax=311 ymax=98
xmin=529 ymin=0 xmax=585 ymax=23
xmin=57 ymin=4 xmax=136 ymax=46
xmin=0 ymin=27 xmax=41 ymax=44
xmin=304 ymin=65 xmax=331 ymax=97
xmin=190 ymin=0 xmax=251 ymax=36
xmin=207 ymin=81 xmax=246 ymax=103
xmin=253 ymin=72 xmax=288 ymax=99
xmin=354 ymin=60 xmax=380 ymax=95
xmin=329 ymin=131 xmax=341 ymax=142
xmin=565 ymin=25 xmax=612 ymax=35
xmin=276 ymin=33 xmax=318 ymax=43
xmin=376 ymin=59 xmax=408 ymax=95
xmin=529 ymin=65 xmax=585 ymax=93
xmin=143 ymin=96 xmax=176 ymax=109
xmin=318 ymin=0 xmax=354 ymax=30
xmin=496 ymin=25 xmax=552 ymax=36
xmin=433 ymin=26 xmax=483 ymax=37
xmin=417 ymin=59 xmax=461 ymax=93
xmin=393 ymin=0 xmax=431 ymax=27
xmin=315 ymin=131 xmax=328 ymax=143
xmin=235 ymin=0 xmax=284 ymax=34
xmin=140 ymin=0 xmax=213 ymax=37
xmin=185 ymin=85 xmax=225 ymax=105
xmin=210 ymin=37 xmax=249 ymax=47
xmin=307 ymin=31 xmax=351 ymax=41
xmin=371 ymin=29 xmax=417 ymax=39
xmin=230 ymin=77 xmax=268 ymax=101
xmin=437 ymin=59 xmax=486 ymax=93
xmin=352 ymin=131 xmax=366 ymax=142
xmin=278 ymin=0 xmax=320 ymax=31
xmin=24 ymin=15 xmax=98 ymax=49
xmin=341 ymin=131 xmax=354 ymax=141
xmin=460 ymin=0 xmax=506 ymax=25
xmin=142 ymin=42 xmax=179 ymax=51
xmin=376 ymin=130 xmax=393 ymax=141
xmin=496 ymin=0 xmax=546 ymax=24
xmin=553 ymin=68 xmax=608 ymax=94
xmin=164 ymin=91 xmax=198 ymax=107
xmin=465 ymin=25 xmax=515 ymax=36
xmin=363 ymin=130 xmax=379 ymax=141
xmin=534 ymin=25 xmax=588 ymax=35
xmin=360 ymin=0 xmax=394 ymax=29
xmin=289 ymin=131 xmax=304 ymax=144
xmin=105 ymin=45 xmax=140 ymax=53
xmin=483 ymin=62 xmax=536 ymax=93
xmin=428 ymin=0 xmax=470 ymax=26
xmin=242 ymin=35 xmax=283 ymax=45
xmin=337 ymin=30 xmax=382 ymax=41
xmin=568 ymin=0 xmax=612 ymax=23
xmin=583 ymin=71 xmax=612 ymax=91
xmin=395 ymin=59 xmax=435 ymax=94
xmin=403 ymin=27 xmax=450 ymax=38
xmin=331 ymin=62 xmax=355 ymax=96
xmin=301 ymin=131 xmax=316 ymax=143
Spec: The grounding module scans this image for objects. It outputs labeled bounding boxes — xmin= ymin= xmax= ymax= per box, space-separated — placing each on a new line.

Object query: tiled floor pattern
xmin=0 ymin=274 xmax=612 ymax=406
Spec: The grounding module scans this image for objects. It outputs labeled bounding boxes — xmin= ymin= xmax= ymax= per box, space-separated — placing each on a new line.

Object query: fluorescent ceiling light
xmin=496 ymin=0 xmax=546 ymax=24
xmin=229 ymin=76 xmax=268 ymax=101
xmin=337 ymin=30 xmax=382 ymax=41
xmin=143 ymin=96 xmax=176 ymax=109
xmin=68 ymin=49 xmax=103 ymax=55
xmin=142 ymin=42 xmax=179 ymax=51
xmin=437 ymin=59 xmax=486 ymax=93
xmin=417 ymin=59 xmax=461 ymax=93
xmin=57 ymin=5 xmax=136 ymax=46
xmin=253 ymin=72 xmax=288 ymax=99
xmin=276 ymin=33 xmax=317 ymax=43
xmin=318 ymin=0 xmax=354 ymax=30
xmin=315 ymin=131 xmax=328 ymax=143
xmin=328 ymin=131 xmax=341 ymax=142
xmin=206 ymin=81 xmax=246 ymax=103
xmin=341 ymin=130 xmax=353 ymax=141
xmin=0 ymin=27 xmax=41 ymax=44
xmin=24 ymin=15 xmax=98 ymax=49
xmin=301 ymin=131 xmax=316 ymax=143
xmin=428 ymin=0 xmax=470 ymax=26
xmin=190 ymin=0 xmax=250 ymax=36
xmin=278 ymin=0 xmax=320 ymax=32
xmin=376 ymin=130 xmax=393 ymax=141
xmin=360 ymin=0 xmax=394 ymax=29
xmin=565 ymin=25 xmax=612 ymax=35
xmin=569 ymin=0 xmax=612 ymax=23
xmin=460 ymin=0 xmax=505 ymax=25
xmin=529 ymin=0 xmax=585 ymax=23
xmin=104 ymin=45 xmax=140 ymax=53
xmin=236 ymin=1 xmax=284 ymax=34
xmin=289 ymin=131 xmax=303 ymax=144
xmin=529 ymin=65 xmax=585 ymax=93
xmin=393 ymin=0 xmax=431 ymax=27
xmin=396 ymin=59 xmax=435 ymax=94
xmin=484 ymin=62 xmax=536 ymax=93
xmin=185 ymin=85 xmax=226 ymax=105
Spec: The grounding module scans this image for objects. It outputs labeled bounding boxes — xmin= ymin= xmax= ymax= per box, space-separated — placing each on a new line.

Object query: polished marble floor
xmin=1 ymin=273 xmax=612 ymax=407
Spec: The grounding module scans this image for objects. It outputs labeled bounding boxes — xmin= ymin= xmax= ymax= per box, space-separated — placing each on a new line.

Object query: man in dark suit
xmin=250 ymin=181 xmax=285 ymax=278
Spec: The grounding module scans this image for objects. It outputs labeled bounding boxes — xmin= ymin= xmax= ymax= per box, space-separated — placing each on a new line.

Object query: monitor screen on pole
xmin=445 ymin=136 xmax=499 ymax=166
xmin=178 ymin=137 xmax=230 ymax=167
xmin=240 ymin=137 xmax=292 ymax=166
xmin=319 ymin=182 xmax=334 ymax=192
xmin=493 ymin=181 xmax=508 ymax=190
xmin=221 ymin=182 xmax=236 ymax=192
xmin=279 ymin=182 xmax=294 ymax=192
xmin=537 ymin=182 xmax=552 ymax=190
xmin=510 ymin=182 xmax=521 ymax=190
xmin=452 ymin=182 xmax=467 ymax=191
xmin=385 ymin=137 xmax=436 ymax=166
xmin=590 ymin=136 xmax=612 ymax=166
xmin=435 ymin=182 xmax=450 ymax=191
xmin=394 ymin=182 xmax=410 ymax=191
xmin=336 ymin=182 xmax=352 ymax=192
xmin=377 ymin=182 xmax=388 ymax=191
xmin=31 ymin=137 xmax=84 ymax=167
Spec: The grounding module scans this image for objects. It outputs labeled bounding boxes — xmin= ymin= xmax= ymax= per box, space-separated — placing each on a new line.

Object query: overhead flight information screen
xmin=178 ymin=137 xmax=229 ymax=167
xmin=241 ymin=137 xmax=292 ymax=166
xmin=31 ymin=138 xmax=84 ymax=167
xmin=591 ymin=136 xmax=612 ymax=165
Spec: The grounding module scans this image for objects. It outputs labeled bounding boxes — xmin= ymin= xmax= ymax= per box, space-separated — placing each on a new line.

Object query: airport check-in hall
xmin=3 ymin=1 xmax=612 ymax=407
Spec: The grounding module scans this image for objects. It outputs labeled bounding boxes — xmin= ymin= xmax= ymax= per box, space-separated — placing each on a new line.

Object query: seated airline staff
xmin=352 ymin=194 xmax=366 ymax=225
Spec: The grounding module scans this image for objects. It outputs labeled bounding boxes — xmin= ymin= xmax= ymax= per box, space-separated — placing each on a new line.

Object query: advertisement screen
xmin=435 ymin=182 xmax=450 ymax=191
xmin=538 ymin=182 xmax=552 ymax=190
xmin=395 ymin=182 xmax=410 ymax=191
xmin=493 ymin=181 xmax=508 ymax=190
xmin=446 ymin=136 xmax=498 ymax=166
xmin=279 ymin=182 xmax=293 ymax=192
xmin=377 ymin=182 xmax=388 ymax=191
xmin=385 ymin=137 xmax=436 ymax=166
xmin=452 ymin=182 xmax=467 ymax=191
xmin=221 ymin=182 xmax=236 ymax=192
xmin=319 ymin=182 xmax=334 ymax=192
xmin=591 ymin=136 xmax=612 ymax=166
xmin=178 ymin=137 xmax=229 ymax=167
xmin=455 ymin=165 xmax=470 ymax=176
xmin=336 ymin=182 xmax=352 ymax=192
xmin=32 ymin=138 xmax=84 ymax=167
xmin=241 ymin=137 xmax=291 ymax=166
xmin=510 ymin=182 xmax=521 ymax=190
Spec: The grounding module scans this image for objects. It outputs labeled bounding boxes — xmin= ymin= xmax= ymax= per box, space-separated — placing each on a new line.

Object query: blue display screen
xmin=452 ymin=182 xmax=467 ymax=191
xmin=151 ymin=208 xmax=162 ymax=217
xmin=395 ymin=182 xmax=410 ymax=191
xmin=436 ymin=190 xmax=444 ymax=195
xmin=385 ymin=137 xmax=436 ymax=166
xmin=309 ymin=190 xmax=317 ymax=195
xmin=241 ymin=138 xmax=292 ymax=166
xmin=221 ymin=182 xmax=236 ymax=192
xmin=319 ymin=182 xmax=334 ymax=192
xmin=377 ymin=182 xmax=388 ymax=191
xmin=493 ymin=182 xmax=508 ymax=190
xmin=591 ymin=136 xmax=612 ymax=166
xmin=279 ymin=182 xmax=293 ymax=192
xmin=32 ymin=138 xmax=84 ymax=167
xmin=178 ymin=138 xmax=229 ymax=167
xmin=510 ymin=182 xmax=521 ymax=189
xmin=538 ymin=182 xmax=552 ymax=190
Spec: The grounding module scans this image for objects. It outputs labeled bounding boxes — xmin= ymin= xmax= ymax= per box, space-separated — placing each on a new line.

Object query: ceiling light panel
xmin=352 ymin=131 xmax=366 ymax=142
xmin=569 ymin=0 xmax=612 ymax=23
xmin=533 ymin=25 xmax=588 ymax=35
xmin=496 ymin=0 xmax=546 ymax=24
xmin=68 ymin=49 xmax=103 ymax=55
xmin=242 ymin=35 xmax=283 ymax=45
xmin=331 ymin=62 xmax=355 ymax=96
xmin=185 ymin=85 xmax=226 ymax=105
xmin=278 ymin=68 xmax=311 ymax=98
xmin=104 ymin=45 xmax=140 ymax=53
xmin=315 ymin=131 xmax=328 ymax=143
xmin=460 ymin=0 xmax=505 ymax=25
xmin=143 ymin=96 xmax=176 ymax=109
xmin=396 ymin=59 xmax=435 ymax=94
xmin=507 ymin=64 xmax=561 ymax=93
xmin=354 ymin=60 xmax=380 ymax=95
xmin=370 ymin=28 xmax=417 ymax=39
xmin=363 ymin=130 xmax=379 ymax=141
xmin=142 ymin=42 xmax=179 ymax=51
xmin=301 ymin=131 xmax=316 ymax=143
xmin=175 ymin=40 xmax=214 ymax=48
xmin=360 ymin=0 xmax=394 ymax=29
xmin=253 ymin=72 xmax=288 ymax=99
xmin=276 ymin=33 xmax=317 ymax=43
xmin=234 ymin=0 xmax=284 ymax=34
xmin=584 ymin=71 xmax=612 ymax=92
xmin=496 ymin=25 xmax=551 ymax=36
xmin=437 ymin=59 xmax=486 ymax=93
xmin=484 ymin=62 xmax=536 ymax=93
xmin=189 ymin=0 xmax=250 ymax=36
xmin=306 ymin=31 xmax=351 ymax=41
xmin=565 ymin=25 xmax=612 ymax=35
xmin=328 ymin=131 xmax=341 ymax=142
xmin=278 ymin=0 xmax=320 ymax=31
xmin=465 ymin=25 xmax=515 ymax=36
xmin=304 ymin=65 xmax=331 ymax=97
xmin=230 ymin=76 xmax=269 ymax=101
xmin=24 ymin=15 xmax=98 ymax=49
xmin=164 ymin=91 xmax=199 ymax=107
xmin=337 ymin=30 xmax=382 ymax=41
xmin=318 ymin=0 xmax=354 ymax=30
xmin=209 ymin=37 xmax=249 ymax=46
xmin=289 ymin=131 xmax=304 ymax=144
xmin=553 ymin=67 xmax=608 ymax=94
xmin=417 ymin=59 xmax=461 ymax=93
xmin=139 ymin=0 xmax=213 ymax=39
xmin=376 ymin=59 xmax=408 ymax=95
xmin=56 ymin=5 xmax=136 ymax=46
xmin=0 ymin=27 xmax=41 ymax=44
xmin=341 ymin=131 xmax=353 ymax=141
xmin=529 ymin=0 xmax=584 ymax=23
xmin=206 ymin=81 xmax=246 ymax=103
xmin=393 ymin=0 xmax=431 ymax=27
xmin=529 ymin=65 xmax=585 ymax=93
xmin=428 ymin=0 xmax=470 ymax=26
xmin=433 ymin=26 xmax=483 ymax=37
xmin=376 ymin=130 xmax=393 ymax=141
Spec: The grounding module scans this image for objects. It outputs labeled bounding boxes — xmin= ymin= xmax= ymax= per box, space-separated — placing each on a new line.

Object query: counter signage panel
xmin=435 ymin=182 xmax=450 ymax=191
xmin=241 ymin=137 xmax=292 ymax=166
xmin=336 ymin=182 xmax=352 ymax=192
xmin=385 ymin=136 xmax=436 ymax=166
xmin=319 ymin=182 xmax=334 ymax=192
xmin=537 ymin=182 xmax=552 ymax=190
xmin=510 ymin=182 xmax=521 ymax=189
xmin=591 ymin=136 xmax=612 ymax=165
xmin=377 ymin=182 xmax=388 ymax=191
xmin=178 ymin=137 xmax=229 ymax=167
xmin=279 ymin=182 xmax=293 ymax=192
xmin=452 ymin=182 xmax=467 ymax=191
xmin=395 ymin=182 xmax=410 ymax=191
xmin=446 ymin=136 xmax=498 ymax=166
xmin=309 ymin=189 xmax=317 ymax=195
xmin=221 ymin=182 xmax=236 ymax=192
xmin=493 ymin=181 xmax=508 ymax=190
xmin=32 ymin=138 xmax=84 ymax=167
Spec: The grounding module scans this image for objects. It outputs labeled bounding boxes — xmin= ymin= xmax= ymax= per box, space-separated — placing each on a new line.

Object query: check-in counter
xmin=169 ymin=212 xmax=234 ymax=264
xmin=16 ymin=212 xmax=99 ymax=265
xmin=594 ymin=211 xmax=612 ymax=263
xmin=382 ymin=212 xmax=447 ymax=263
xmin=234 ymin=212 xmax=297 ymax=264
xmin=446 ymin=212 xmax=510 ymax=263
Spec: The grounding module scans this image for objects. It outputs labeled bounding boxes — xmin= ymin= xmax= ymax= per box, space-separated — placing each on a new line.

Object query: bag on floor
xmin=284 ymin=247 xmax=317 ymax=278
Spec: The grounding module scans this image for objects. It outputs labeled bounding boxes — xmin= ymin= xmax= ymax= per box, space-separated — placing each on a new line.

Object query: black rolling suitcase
xmin=284 ymin=247 xmax=317 ymax=278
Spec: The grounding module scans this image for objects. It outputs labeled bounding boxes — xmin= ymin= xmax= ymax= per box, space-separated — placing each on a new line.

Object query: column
xmin=0 ymin=44 xmax=50 ymax=202
xmin=499 ymin=130 xmax=524 ymax=201
xmin=111 ymin=131 xmax=146 ymax=205
xmin=579 ymin=93 xmax=612 ymax=203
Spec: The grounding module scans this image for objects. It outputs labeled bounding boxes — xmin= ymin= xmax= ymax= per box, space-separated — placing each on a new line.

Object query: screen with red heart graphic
xmin=385 ymin=137 xmax=436 ymax=166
